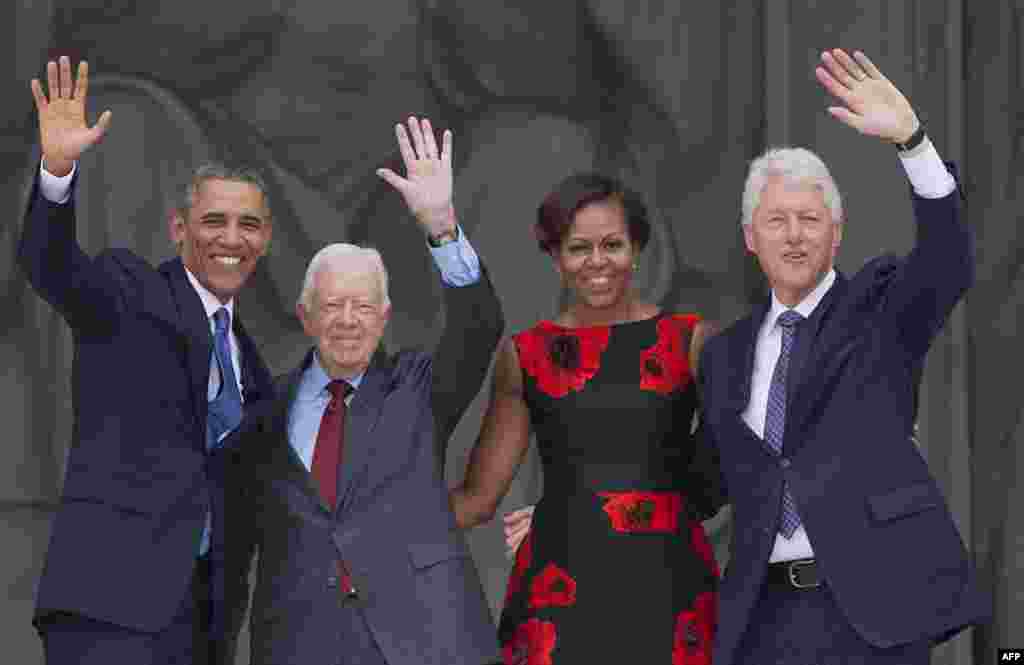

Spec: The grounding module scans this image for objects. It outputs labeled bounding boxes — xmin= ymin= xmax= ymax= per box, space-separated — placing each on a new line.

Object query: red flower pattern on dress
xmin=514 ymin=322 xmax=610 ymax=398
xmin=672 ymin=591 xmax=717 ymax=665
xmin=503 ymin=618 xmax=557 ymax=665
xmin=639 ymin=314 xmax=699 ymax=394
xmin=688 ymin=520 xmax=720 ymax=577
xmin=528 ymin=562 xmax=577 ymax=609
xmin=597 ymin=491 xmax=682 ymax=533
xmin=504 ymin=531 xmax=534 ymax=606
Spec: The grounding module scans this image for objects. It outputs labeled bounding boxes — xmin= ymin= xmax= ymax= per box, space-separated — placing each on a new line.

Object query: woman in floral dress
xmin=449 ymin=173 xmax=726 ymax=665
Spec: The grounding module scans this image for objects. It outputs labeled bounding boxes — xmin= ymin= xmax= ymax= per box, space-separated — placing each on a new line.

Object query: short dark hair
xmin=535 ymin=173 xmax=650 ymax=253
xmin=176 ymin=162 xmax=272 ymax=220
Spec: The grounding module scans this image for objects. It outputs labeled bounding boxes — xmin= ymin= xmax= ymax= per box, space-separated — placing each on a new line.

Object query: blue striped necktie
xmin=764 ymin=309 xmax=804 ymax=538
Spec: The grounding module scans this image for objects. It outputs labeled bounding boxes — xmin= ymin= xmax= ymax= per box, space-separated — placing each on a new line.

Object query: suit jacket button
xmin=327 ymin=575 xmax=338 ymax=588
xmin=780 ymin=458 xmax=791 ymax=469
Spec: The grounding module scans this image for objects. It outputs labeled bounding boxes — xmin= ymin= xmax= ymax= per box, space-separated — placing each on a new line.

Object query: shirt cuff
xmin=428 ymin=225 xmax=482 ymax=286
xmin=39 ymin=160 xmax=77 ymax=204
xmin=898 ymin=137 xmax=956 ymax=199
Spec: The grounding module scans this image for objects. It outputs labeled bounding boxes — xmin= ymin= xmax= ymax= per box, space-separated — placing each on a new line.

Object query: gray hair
xmin=741 ymin=147 xmax=843 ymax=226
xmin=176 ymin=162 xmax=272 ymax=219
xmin=299 ymin=243 xmax=391 ymax=310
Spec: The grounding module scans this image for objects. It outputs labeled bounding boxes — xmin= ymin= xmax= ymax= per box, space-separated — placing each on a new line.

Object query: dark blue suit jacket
xmin=18 ymin=169 xmax=274 ymax=633
xmin=218 ymin=267 xmax=504 ymax=665
xmin=698 ymin=173 xmax=990 ymax=664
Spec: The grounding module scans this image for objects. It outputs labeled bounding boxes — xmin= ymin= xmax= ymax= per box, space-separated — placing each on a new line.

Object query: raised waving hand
xmin=31 ymin=56 xmax=112 ymax=177
xmin=377 ymin=116 xmax=456 ymax=240
xmin=815 ymin=49 xmax=919 ymax=144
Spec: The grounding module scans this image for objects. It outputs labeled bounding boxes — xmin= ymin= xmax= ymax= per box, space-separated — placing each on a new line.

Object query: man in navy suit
xmin=697 ymin=49 xmax=991 ymax=664
xmin=20 ymin=57 xmax=275 ymax=664
xmin=218 ymin=117 xmax=503 ymax=665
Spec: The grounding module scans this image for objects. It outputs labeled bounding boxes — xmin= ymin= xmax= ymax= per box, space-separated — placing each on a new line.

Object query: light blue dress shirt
xmin=287 ymin=228 xmax=482 ymax=467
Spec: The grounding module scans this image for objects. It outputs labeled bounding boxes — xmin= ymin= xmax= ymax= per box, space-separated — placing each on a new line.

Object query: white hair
xmin=741 ymin=147 xmax=843 ymax=226
xmin=298 ymin=243 xmax=390 ymax=309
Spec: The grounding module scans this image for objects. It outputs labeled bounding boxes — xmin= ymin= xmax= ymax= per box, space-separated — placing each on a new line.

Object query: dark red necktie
xmin=311 ymin=379 xmax=358 ymax=596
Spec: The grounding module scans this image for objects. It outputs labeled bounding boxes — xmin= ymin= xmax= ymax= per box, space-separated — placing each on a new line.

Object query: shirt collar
xmin=298 ymin=350 xmax=366 ymax=401
xmin=765 ymin=268 xmax=836 ymax=332
xmin=183 ymin=266 xmax=235 ymax=325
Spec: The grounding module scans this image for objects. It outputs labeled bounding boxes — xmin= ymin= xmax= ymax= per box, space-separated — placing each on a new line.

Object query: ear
xmin=296 ymin=302 xmax=314 ymax=337
xmin=380 ymin=303 xmax=392 ymax=327
xmin=832 ymin=219 xmax=843 ymax=250
xmin=742 ymin=222 xmax=756 ymax=253
xmin=259 ymin=218 xmax=273 ymax=257
xmin=549 ymin=251 xmax=562 ymax=276
xmin=169 ymin=211 xmax=185 ymax=249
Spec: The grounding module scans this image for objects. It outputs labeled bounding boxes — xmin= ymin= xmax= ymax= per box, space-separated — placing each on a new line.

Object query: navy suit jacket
xmin=18 ymin=168 xmax=274 ymax=633
xmin=218 ymin=266 xmax=504 ymax=665
xmin=698 ymin=172 xmax=991 ymax=664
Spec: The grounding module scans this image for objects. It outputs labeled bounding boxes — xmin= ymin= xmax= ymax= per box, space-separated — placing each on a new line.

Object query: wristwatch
xmin=428 ymin=228 xmax=458 ymax=247
xmin=895 ymin=125 xmax=926 ymax=153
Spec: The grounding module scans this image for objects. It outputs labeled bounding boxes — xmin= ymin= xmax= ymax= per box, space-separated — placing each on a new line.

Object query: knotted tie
xmin=207 ymin=307 xmax=243 ymax=450
xmin=312 ymin=380 xmax=353 ymax=510
xmin=764 ymin=309 xmax=804 ymax=538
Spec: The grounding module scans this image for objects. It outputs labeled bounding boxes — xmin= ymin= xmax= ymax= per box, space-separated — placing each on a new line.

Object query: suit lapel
xmin=785 ymin=271 xmax=848 ymax=454
xmin=270 ymin=351 xmax=333 ymax=512
xmin=727 ymin=300 xmax=770 ymax=414
xmin=233 ymin=308 xmax=270 ymax=404
xmin=161 ymin=258 xmax=213 ymax=451
xmin=336 ymin=349 xmax=395 ymax=516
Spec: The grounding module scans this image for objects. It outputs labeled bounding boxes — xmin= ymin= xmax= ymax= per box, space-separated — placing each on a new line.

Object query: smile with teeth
xmin=585 ymin=276 xmax=612 ymax=286
xmin=213 ymin=256 xmax=242 ymax=266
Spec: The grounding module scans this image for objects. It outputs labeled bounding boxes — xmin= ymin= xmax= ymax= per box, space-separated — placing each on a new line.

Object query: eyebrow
xmin=762 ymin=208 xmax=822 ymax=216
xmin=199 ymin=212 xmax=265 ymax=223
xmin=566 ymin=233 xmax=625 ymax=243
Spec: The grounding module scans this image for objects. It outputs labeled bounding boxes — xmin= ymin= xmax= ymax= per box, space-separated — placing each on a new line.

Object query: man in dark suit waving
xmin=19 ymin=57 xmax=275 ymax=663
xmin=698 ymin=49 xmax=990 ymax=664
xmin=219 ymin=116 xmax=503 ymax=665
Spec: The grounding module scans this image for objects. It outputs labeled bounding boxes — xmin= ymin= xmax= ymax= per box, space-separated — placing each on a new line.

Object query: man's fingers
xmin=506 ymin=529 xmax=526 ymax=549
xmin=407 ymin=115 xmax=428 ymax=160
xmin=376 ymin=167 xmax=408 ymax=192
xmin=815 ymin=67 xmax=856 ymax=107
xmin=46 ymin=61 xmax=58 ymax=100
xmin=827 ymin=106 xmax=866 ymax=133
xmin=820 ymin=51 xmax=856 ymax=88
xmin=91 ymin=110 xmax=113 ymax=142
xmin=504 ymin=520 xmax=528 ymax=537
xmin=832 ymin=49 xmax=868 ymax=81
xmin=395 ymin=124 xmax=417 ymax=171
xmin=853 ymin=51 xmax=884 ymax=79
xmin=503 ymin=507 xmax=534 ymax=523
xmin=75 ymin=61 xmax=89 ymax=101
xmin=441 ymin=130 xmax=453 ymax=167
xmin=421 ymin=118 xmax=439 ymax=160
xmin=30 ymin=79 xmax=47 ymax=112
xmin=59 ymin=56 xmax=72 ymax=99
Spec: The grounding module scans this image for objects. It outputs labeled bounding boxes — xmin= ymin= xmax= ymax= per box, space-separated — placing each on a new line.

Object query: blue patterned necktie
xmin=764 ymin=309 xmax=804 ymax=538
xmin=207 ymin=307 xmax=243 ymax=450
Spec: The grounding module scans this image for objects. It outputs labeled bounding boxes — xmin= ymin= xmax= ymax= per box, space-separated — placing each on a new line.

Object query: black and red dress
xmin=499 ymin=313 xmax=723 ymax=665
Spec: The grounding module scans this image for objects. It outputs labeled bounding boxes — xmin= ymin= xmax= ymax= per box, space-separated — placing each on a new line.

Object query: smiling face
xmin=555 ymin=200 xmax=638 ymax=310
xmin=171 ymin=178 xmax=272 ymax=303
xmin=296 ymin=268 xmax=390 ymax=379
xmin=744 ymin=176 xmax=842 ymax=306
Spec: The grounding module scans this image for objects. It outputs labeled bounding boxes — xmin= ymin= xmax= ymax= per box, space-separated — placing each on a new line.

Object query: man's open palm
xmin=31 ymin=56 xmax=112 ymax=176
